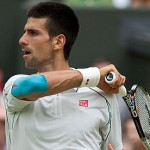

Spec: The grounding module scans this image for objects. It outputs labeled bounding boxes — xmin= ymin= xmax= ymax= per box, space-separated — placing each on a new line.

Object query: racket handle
xmin=105 ymin=71 xmax=127 ymax=97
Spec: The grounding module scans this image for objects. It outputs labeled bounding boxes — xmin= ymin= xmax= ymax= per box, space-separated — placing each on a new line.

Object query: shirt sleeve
xmin=101 ymin=94 xmax=123 ymax=150
xmin=3 ymin=75 xmax=33 ymax=112
xmin=108 ymin=94 xmax=123 ymax=150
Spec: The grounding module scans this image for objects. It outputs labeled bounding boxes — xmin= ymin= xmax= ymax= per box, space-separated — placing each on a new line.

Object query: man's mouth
xmin=23 ymin=50 xmax=31 ymax=55
xmin=25 ymin=51 xmax=31 ymax=55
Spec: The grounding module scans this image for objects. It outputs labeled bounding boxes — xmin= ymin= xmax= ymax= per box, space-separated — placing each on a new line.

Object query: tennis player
xmin=3 ymin=2 xmax=125 ymax=150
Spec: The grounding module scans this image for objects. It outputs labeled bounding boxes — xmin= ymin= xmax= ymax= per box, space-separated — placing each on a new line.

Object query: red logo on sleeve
xmin=79 ymin=100 xmax=88 ymax=107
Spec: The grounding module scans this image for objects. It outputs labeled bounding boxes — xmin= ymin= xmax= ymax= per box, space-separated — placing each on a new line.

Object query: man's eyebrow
xmin=24 ymin=28 xmax=39 ymax=32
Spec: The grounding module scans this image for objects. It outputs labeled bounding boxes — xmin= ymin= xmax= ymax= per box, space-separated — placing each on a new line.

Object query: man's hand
xmin=98 ymin=64 xmax=126 ymax=94
xmin=108 ymin=144 xmax=115 ymax=150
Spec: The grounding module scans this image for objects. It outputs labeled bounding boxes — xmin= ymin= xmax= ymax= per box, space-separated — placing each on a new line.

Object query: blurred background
xmin=0 ymin=0 xmax=150 ymax=150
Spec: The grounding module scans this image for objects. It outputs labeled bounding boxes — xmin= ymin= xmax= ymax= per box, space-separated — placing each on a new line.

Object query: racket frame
xmin=123 ymin=84 xmax=150 ymax=150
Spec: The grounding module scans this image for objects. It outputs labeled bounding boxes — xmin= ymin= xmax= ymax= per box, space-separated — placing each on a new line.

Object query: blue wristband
xmin=11 ymin=75 xmax=48 ymax=97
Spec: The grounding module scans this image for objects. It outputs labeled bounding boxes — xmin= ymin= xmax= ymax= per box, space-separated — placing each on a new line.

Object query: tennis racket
xmin=105 ymin=72 xmax=150 ymax=150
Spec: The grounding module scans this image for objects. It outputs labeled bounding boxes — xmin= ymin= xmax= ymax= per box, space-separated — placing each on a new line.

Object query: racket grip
xmin=105 ymin=71 xmax=127 ymax=97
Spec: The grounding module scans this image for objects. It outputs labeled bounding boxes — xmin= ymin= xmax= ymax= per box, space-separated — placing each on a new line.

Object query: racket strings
xmin=135 ymin=87 xmax=150 ymax=144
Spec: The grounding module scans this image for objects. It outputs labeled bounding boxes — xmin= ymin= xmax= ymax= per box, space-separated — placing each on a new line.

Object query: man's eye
xmin=28 ymin=30 xmax=38 ymax=36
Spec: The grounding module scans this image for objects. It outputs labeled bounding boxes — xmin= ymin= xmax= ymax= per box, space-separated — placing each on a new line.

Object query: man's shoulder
xmin=4 ymin=74 xmax=29 ymax=89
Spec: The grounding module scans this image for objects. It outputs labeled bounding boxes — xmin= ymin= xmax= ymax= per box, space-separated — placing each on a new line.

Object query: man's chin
xmin=25 ymin=64 xmax=35 ymax=69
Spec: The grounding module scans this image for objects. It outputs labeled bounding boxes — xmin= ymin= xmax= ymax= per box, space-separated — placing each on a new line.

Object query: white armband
xmin=76 ymin=67 xmax=100 ymax=87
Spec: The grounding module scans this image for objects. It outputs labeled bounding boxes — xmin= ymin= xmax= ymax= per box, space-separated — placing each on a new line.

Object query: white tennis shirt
xmin=3 ymin=75 xmax=123 ymax=150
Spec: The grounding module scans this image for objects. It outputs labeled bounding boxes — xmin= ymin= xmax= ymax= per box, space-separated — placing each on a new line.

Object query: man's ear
xmin=53 ymin=34 xmax=66 ymax=50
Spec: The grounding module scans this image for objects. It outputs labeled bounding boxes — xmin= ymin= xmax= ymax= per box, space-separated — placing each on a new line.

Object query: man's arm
xmin=108 ymin=144 xmax=115 ymax=150
xmin=12 ymin=64 xmax=125 ymax=101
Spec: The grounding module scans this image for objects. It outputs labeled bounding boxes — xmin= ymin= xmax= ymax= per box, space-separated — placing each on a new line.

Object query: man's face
xmin=19 ymin=17 xmax=54 ymax=71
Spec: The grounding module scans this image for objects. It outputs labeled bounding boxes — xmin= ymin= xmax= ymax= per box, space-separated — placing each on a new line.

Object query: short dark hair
xmin=27 ymin=1 xmax=79 ymax=60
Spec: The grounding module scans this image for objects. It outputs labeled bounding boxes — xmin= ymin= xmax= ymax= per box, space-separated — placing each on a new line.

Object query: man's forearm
xmin=13 ymin=69 xmax=82 ymax=100
xmin=12 ymin=65 xmax=125 ymax=101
